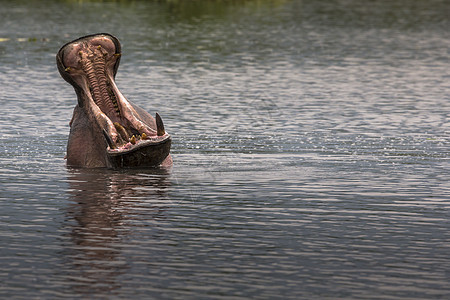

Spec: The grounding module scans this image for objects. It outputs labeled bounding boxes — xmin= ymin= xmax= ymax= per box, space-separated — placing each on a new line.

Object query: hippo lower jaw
xmin=57 ymin=33 xmax=171 ymax=168
xmin=107 ymin=136 xmax=172 ymax=169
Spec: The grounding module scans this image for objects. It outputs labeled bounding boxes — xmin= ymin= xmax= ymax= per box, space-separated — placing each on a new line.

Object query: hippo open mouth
xmin=57 ymin=33 xmax=171 ymax=168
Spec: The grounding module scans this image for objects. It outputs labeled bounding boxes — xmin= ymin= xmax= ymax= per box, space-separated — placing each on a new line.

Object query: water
xmin=1 ymin=0 xmax=449 ymax=298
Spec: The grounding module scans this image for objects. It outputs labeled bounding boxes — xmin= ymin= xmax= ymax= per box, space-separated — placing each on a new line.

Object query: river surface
xmin=0 ymin=0 xmax=449 ymax=299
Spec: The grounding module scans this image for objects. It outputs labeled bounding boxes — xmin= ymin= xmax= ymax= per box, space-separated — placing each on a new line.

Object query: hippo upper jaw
xmin=57 ymin=33 xmax=171 ymax=168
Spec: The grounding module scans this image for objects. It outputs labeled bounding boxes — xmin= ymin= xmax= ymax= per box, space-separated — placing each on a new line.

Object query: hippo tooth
xmin=155 ymin=113 xmax=165 ymax=136
xmin=141 ymin=132 xmax=148 ymax=140
xmin=113 ymin=122 xmax=129 ymax=141
xmin=102 ymin=129 xmax=116 ymax=149
xmin=130 ymin=135 xmax=136 ymax=145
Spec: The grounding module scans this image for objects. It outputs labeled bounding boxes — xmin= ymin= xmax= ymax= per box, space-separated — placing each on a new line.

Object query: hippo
xmin=56 ymin=33 xmax=172 ymax=168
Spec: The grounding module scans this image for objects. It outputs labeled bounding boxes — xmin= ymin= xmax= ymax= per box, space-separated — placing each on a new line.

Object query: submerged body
xmin=57 ymin=33 xmax=171 ymax=168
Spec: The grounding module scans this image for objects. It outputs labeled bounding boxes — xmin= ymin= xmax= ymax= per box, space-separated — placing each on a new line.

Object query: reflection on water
xmin=61 ymin=169 xmax=171 ymax=295
xmin=0 ymin=0 xmax=449 ymax=299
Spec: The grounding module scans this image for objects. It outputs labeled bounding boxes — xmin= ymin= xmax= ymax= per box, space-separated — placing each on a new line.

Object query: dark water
xmin=1 ymin=0 xmax=449 ymax=298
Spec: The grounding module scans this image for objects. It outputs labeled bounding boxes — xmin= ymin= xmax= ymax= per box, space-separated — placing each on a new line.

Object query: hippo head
xmin=56 ymin=33 xmax=171 ymax=168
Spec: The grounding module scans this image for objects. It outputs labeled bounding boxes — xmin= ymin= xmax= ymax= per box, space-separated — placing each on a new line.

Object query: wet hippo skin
xmin=56 ymin=33 xmax=172 ymax=168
